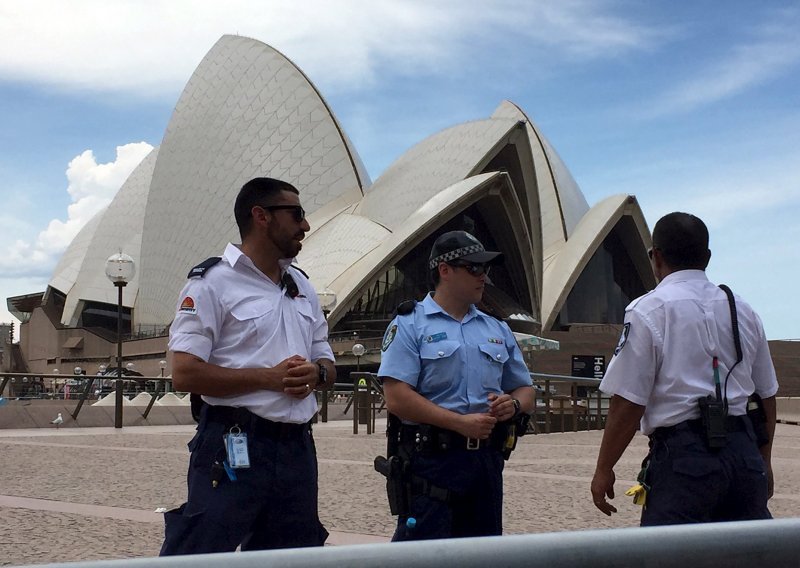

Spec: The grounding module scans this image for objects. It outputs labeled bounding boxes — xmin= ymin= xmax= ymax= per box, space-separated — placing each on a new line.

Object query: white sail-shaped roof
xmin=42 ymin=34 xmax=653 ymax=338
xmin=50 ymin=147 xmax=158 ymax=326
xmin=134 ymin=34 xmax=371 ymax=325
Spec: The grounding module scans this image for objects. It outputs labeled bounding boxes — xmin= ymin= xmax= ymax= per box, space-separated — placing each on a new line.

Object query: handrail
xmin=15 ymin=518 xmax=800 ymax=568
xmin=0 ymin=373 xmax=175 ymax=422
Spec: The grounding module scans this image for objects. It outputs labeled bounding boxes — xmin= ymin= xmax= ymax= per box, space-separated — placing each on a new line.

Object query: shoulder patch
xmin=382 ymin=324 xmax=398 ymax=351
xmin=187 ymin=257 xmax=221 ymax=278
xmin=179 ymin=296 xmax=197 ymax=315
xmin=614 ymin=322 xmax=631 ymax=355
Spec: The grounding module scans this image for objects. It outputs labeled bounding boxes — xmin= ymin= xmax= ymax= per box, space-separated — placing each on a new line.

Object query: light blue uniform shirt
xmin=378 ymin=293 xmax=532 ymax=415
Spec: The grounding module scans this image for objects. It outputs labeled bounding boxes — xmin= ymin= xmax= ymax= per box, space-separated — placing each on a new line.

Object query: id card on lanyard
xmin=224 ymin=427 xmax=250 ymax=469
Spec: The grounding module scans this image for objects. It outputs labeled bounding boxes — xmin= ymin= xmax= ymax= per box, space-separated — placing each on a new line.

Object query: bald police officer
xmin=591 ymin=212 xmax=778 ymax=524
xmin=379 ymin=230 xmax=535 ymax=540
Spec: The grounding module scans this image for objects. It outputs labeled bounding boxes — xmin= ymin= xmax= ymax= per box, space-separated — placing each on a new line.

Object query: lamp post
xmin=317 ymin=288 xmax=336 ymax=319
xmin=52 ymin=368 xmax=59 ymax=398
xmin=105 ymin=252 xmax=136 ymax=429
xmin=159 ymin=359 xmax=168 ymax=394
xmin=352 ymin=343 xmax=365 ymax=372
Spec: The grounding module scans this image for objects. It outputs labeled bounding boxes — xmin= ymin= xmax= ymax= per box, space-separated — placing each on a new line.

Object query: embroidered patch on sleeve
xmin=614 ymin=322 xmax=631 ymax=355
xmin=382 ymin=324 xmax=398 ymax=352
xmin=179 ymin=296 xmax=197 ymax=315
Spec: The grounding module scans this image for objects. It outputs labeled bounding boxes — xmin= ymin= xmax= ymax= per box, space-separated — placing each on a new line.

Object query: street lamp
xmin=105 ymin=251 xmax=136 ymax=429
xmin=352 ymin=343 xmax=365 ymax=372
xmin=317 ymin=289 xmax=336 ymax=319
xmin=159 ymin=359 xmax=168 ymax=393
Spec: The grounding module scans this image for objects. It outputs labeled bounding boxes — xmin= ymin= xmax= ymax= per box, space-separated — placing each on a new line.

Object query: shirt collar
xmin=223 ymin=243 xmax=246 ymax=267
xmin=223 ymin=243 xmax=296 ymax=274
xmin=421 ymin=293 xmax=478 ymax=322
xmin=657 ymin=269 xmax=709 ymax=288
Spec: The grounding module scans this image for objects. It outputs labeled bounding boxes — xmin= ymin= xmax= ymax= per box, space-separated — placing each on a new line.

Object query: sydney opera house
xmin=7 ymin=34 xmax=656 ymax=379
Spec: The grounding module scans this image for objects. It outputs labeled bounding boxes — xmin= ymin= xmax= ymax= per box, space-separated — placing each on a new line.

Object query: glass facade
xmin=333 ymin=203 xmax=535 ymax=336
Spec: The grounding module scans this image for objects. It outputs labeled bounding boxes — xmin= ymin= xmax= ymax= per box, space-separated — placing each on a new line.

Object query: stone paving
xmin=1 ymin=415 xmax=798 ymax=566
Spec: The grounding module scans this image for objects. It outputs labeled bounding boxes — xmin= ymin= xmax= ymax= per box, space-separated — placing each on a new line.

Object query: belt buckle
xmin=466 ymin=437 xmax=480 ymax=450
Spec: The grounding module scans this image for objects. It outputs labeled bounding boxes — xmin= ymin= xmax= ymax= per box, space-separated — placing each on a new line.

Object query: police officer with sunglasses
xmin=161 ymin=177 xmax=335 ymax=554
xmin=378 ymin=230 xmax=534 ymax=540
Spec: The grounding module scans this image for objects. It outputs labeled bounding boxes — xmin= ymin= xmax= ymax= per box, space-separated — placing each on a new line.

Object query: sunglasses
xmin=262 ymin=204 xmax=306 ymax=223
xmin=448 ymin=262 xmax=490 ymax=276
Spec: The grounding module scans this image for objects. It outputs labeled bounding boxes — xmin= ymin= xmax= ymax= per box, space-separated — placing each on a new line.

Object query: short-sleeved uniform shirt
xmin=168 ymin=243 xmax=334 ymax=423
xmin=378 ymin=293 xmax=531 ymax=416
xmin=600 ymin=270 xmax=778 ymax=435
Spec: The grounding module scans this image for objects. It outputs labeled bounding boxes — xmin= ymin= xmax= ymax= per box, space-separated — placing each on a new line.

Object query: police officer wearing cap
xmin=160 ymin=177 xmax=335 ymax=554
xmin=379 ymin=230 xmax=535 ymax=540
xmin=591 ymin=212 xmax=778 ymax=524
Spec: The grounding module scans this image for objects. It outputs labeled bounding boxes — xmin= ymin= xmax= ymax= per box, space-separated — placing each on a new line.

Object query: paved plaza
xmin=1 ymin=416 xmax=798 ymax=566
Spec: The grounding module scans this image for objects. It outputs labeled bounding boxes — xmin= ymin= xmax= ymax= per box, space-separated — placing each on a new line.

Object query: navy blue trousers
xmin=393 ymin=447 xmax=505 ymax=541
xmin=641 ymin=418 xmax=771 ymax=525
xmin=160 ymin=412 xmax=327 ymax=555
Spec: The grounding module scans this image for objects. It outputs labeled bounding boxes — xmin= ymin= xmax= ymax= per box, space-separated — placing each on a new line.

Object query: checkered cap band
xmin=428 ymin=244 xmax=485 ymax=269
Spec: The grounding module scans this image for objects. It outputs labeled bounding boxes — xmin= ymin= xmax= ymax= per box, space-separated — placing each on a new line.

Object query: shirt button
xmin=438 ymin=351 xmax=445 ymax=357
xmin=495 ymin=354 xmax=502 ymax=360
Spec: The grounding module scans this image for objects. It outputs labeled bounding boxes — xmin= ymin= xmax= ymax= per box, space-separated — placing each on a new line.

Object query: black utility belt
xmin=399 ymin=424 xmax=504 ymax=453
xmin=204 ymin=405 xmax=310 ymax=439
xmin=651 ymin=415 xmax=749 ymax=440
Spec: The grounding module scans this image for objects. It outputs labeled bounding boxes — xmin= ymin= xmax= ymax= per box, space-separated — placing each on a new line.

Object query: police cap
xmin=428 ymin=231 xmax=503 ymax=270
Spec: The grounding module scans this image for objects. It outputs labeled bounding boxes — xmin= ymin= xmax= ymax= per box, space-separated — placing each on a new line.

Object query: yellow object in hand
xmin=625 ymin=483 xmax=647 ymax=506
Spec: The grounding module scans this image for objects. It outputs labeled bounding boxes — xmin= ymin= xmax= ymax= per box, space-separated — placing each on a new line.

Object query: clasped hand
xmin=277 ymin=355 xmax=317 ymax=399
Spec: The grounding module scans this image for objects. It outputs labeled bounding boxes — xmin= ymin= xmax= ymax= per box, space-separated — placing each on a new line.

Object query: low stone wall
xmin=0 ymin=399 xmax=194 ymax=429
xmin=777 ymin=397 xmax=800 ymax=425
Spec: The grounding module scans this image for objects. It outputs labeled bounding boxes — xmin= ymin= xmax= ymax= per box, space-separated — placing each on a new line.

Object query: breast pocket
xmin=419 ymin=340 xmax=461 ymax=390
xmin=229 ymin=300 xmax=275 ymax=345
xmin=477 ymin=343 xmax=509 ymax=389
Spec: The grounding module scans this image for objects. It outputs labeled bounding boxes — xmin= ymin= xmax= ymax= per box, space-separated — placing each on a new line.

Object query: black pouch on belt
xmin=698 ymin=395 xmax=727 ymax=450
xmin=747 ymin=393 xmax=770 ymax=447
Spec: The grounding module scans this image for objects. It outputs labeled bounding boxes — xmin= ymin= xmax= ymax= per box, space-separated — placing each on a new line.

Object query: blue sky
xmin=0 ymin=0 xmax=798 ymax=339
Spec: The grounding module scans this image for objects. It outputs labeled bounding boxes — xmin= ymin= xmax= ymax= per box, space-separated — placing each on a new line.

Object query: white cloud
xmin=637 ymin=8 xmax=800 ymax=118
xmin=0 ymin=142 xmax=152 ymax=278
xmin=0 ymin=0 xmax=660 ymax=96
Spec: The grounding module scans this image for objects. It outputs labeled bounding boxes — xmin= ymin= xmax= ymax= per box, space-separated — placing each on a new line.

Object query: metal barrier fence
xmin=331 ymin=372 xmax=610 ymax=434
xmin=14 ymin=518 xmax=800 ymax=568
xmin=0 ymin=372 xmax=175 ymax=422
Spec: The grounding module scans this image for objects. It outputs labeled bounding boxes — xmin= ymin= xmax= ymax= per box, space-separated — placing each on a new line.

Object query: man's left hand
xmin=283 ymin=361 xmax=318 ymax=399
xmin=488 ymin=392 xmax=515 ymax=422
xmin=591 ymin=467 xmax=618 ymax=516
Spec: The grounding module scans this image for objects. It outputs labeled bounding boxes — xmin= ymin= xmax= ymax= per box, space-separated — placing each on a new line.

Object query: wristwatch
xmin=511 ymin=398 xmax=521 ymax=417
xmin=315 ymin=363 xmax=328 ymax=388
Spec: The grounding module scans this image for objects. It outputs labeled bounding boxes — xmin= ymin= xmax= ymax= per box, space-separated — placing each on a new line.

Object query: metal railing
xmin=0 ymin=372 xmax=176 ymax=421
xmin=333 ymin=372 xmax=610 ymax=435
xmin=530 ymin=372 xmax=608 ymax=434
xmin=14 ymin=518 xmax=800 ymax=568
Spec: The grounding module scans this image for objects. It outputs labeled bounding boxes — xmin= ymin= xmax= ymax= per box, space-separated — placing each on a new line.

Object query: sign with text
xmin=572 ymin=355 xmax=605 ymax=397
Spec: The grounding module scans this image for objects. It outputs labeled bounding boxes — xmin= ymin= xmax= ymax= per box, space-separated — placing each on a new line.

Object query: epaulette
xmin=288 ymin=264 xmax=309 ymax=279
xmin=626 ymin=289 xmax=655 ymax=311
xmin=395 ymin=300 xmax=416 ymax=316
xmin=187 ymin=257 xmax=222 ymax=278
